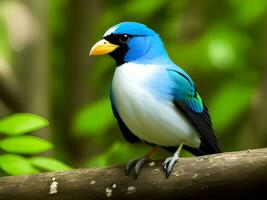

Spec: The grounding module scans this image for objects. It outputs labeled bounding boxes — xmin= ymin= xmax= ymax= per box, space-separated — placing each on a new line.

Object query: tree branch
xmin=1 ymin=148 xmax=267 ymax=200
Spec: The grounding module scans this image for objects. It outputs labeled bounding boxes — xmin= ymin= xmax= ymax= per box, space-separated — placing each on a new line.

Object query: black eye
xmin=119 ymin=34 xmax=129 ymax=43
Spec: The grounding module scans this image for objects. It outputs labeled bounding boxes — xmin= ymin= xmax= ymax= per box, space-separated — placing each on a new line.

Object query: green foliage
xmin=209 ymin=81 xmax=255 ymax=133
xmin=230 ymin=0 xmax=267 ymax=26
xmin=29 ymin=156 xmax=72 ymax=172
xmin=0 ymin=113 xmax=49 ymax=135
xmin=72 ymin=98 xmax=114 ymax=136
xmin=0 ymin=154 xmax=39 ymax=176
xmin=0 ymin=113 xmax=71 ymax=176
xmin=87 ymin=142 xmax=147 ymax=167
xmin=0 ymin=136 xmax=53 ymax=154
xmin=124 ymin=0 xmax=167 ymax=18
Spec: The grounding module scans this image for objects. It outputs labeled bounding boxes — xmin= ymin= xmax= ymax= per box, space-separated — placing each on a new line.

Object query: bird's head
xmin=89 ymin=22 xmax=168 ymax=65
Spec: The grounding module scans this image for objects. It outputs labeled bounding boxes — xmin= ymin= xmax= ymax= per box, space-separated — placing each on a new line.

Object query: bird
xmin=89 ymin=22 xmax=221 ymax=178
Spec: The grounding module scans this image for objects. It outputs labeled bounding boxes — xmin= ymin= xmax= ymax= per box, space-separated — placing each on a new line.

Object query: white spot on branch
xmin=106 ymin=188 xmax=112 ymax=197
xmin=173 ymin=170 xmax=183 ymax=176
xmin=149 ymin=161 xmax=155 ymax=167
xmin=112 ymin=184 xmax=117 ymax=188
xmin=192 ymin=173 xmax=199 ymax=179
xmin=49 ymin=177 xmax=58 ymax=194
xmin=173 ymin=172 xmax=179 ymax=176
xmin=228 ymin=157 xmax=238 ymax=160
xmin=127 ymin=186 xmax=136 ymax=195
xmin=90 ymin=180 xmax=96 ymax=185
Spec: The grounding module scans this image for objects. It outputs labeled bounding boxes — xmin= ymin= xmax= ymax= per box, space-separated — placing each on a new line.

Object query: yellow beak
xmin=89 ymin=39 xmax=119 ymax=56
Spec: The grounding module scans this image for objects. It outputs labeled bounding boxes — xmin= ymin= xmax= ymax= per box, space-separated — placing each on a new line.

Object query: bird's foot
xmin=162 ymin=152 xmax=179 ymax=178
xmin=125 ymin=156 xmax=150 ymax=179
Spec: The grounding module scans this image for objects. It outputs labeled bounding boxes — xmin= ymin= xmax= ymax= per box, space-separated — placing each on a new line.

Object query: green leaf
xmin=29 ymin=156 xmax=72 ymax=172
xmin=124 ymin=0 xmax=167 ymax=18
xmin=86 ymin=142 xmax=147 ymax=167
xmin=230 ymin=0 xmax=266 ymax=26
xmin=208 ymin=81 xmax=255 ymax=133
xmin=208 ymin=38 xmax=235 ymax=69
xmin=86 ymin=155 xmax=108 ymax=168
xmin=0 ymin=135 xmax=53 ymax=154
xmin=0 ymin=154 xmax=39 ymax=175
xmin=0 ymin=113 xmax=49 ymax=135
xmin=72 ymin=98 xmax=115 ymax=136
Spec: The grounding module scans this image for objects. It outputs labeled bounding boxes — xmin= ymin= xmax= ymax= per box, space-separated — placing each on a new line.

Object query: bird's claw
xmin=125 ymin=156 xmax=150 ymax=179
xmin=162 ymin=153 xmax=179 ymax=178
xmin=162 ymin=157 xmax=172 ymax=172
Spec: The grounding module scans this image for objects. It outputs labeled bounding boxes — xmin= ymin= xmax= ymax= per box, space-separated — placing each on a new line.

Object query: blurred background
xmin=0 ymin=0 xmax=266 ymax=169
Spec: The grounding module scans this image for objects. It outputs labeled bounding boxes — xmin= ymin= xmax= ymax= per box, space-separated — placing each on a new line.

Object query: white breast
xmin=112 ymin=63 xmax=200 ymax=148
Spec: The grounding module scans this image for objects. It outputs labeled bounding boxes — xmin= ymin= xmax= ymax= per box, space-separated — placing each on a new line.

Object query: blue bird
xmin=90 ymin=22 xmax=221 ymax=178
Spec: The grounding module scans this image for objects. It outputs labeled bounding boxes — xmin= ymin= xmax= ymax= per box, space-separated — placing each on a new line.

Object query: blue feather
xmin=104 ymin=22 xmax=157 ymax=37
xmin=166 ymin=68 xmax=204 ymax=113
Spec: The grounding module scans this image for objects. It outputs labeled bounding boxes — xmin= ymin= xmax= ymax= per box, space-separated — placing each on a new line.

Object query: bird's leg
xmin=125 ymin=146 xmax=159 ymax=179
xmin=163 ymin=142 xmax=184 ymax=178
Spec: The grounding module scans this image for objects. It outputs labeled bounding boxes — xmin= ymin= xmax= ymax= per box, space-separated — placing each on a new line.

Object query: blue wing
xmin=110 ymin=89 xmax=140 ymax=143
xmin=167 ymin=68 xmax=203 ymax=112
xmin=167 ymin=68 xmax=221 ymax=155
